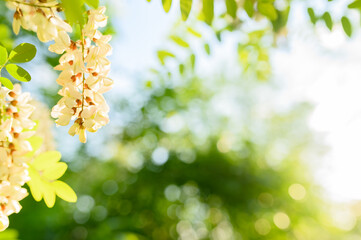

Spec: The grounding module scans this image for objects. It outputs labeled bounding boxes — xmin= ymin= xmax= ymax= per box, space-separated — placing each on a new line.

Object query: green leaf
xmin=348 ymin=0 xmax=361 ymax=9
xmin=244 ymin=0 xmax=254 ymax=17
xmin=5 ymin=64 xmax=31 ymax=82
xmin=157 ymin=50 xmax=175 ymax=65
xmin=43 ymin=162 xmax=68 ymax=180
xmin=215 ymin=31 xmax=222 ymax=42
xmin=341 ymin=16 xmax=352 ymax=37
xmin=43 ymin=182 xmax=56 ymax=208
xmin=180 ymin=0 xmax=192 ymax=20
xmin=8 ymin=43 xmax=36 ymax=63
xmin=257 ymin=2 xmax=277 ymax=20
xmin=0 ymin=77 xmax=13 ymax=90
xmin=322 ymin=12 xmax=333 ymax=30
xmin=225 ymin=0 xmax=237 ymax=18
xmin=179 ymin=64 xmax=184 ymax=75
xmin=307 ymin=8 xmax=317 ymax=24
xmin=170 ymin=36 xmax=189 ymax=48
xmin=271 ymin=7 xmax=290 ymax=32
xmin=52 ymin=181 xmax=77 ymax=202
xmin=29 ymin=136 xmax=43 ymax=151
xmin=85 ymin=0 xmax=99 ymax=8
xmin=27 ymin=168 xmax=43 ymax=201
xmin=187 ymin=27 xmax=202 ymax=38
xmin=162 ymin=0 xmax=172 ymax=12
xmin=32 ymin=151 xmax=62 ymax=170
xmin=61 ymin=0 xmax=85 ymax=25
xmin=25 ymin=136 xmax=43 ymax=157
xmin=204 ymin=43 xmax=211 ymax=55
xmin=190 ymin=53 xmax=196 ymax=70
xmin=0 ymin=45 xmax=8 ymax=66
xmin=0 ymin=228 xmax=19 ymax=239
xmin=203 ymin=0 xmax=214 ymax=25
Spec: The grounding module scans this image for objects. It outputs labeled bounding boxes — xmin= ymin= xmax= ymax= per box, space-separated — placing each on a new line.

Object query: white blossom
xmin=0 ymin=84 xmax=36 ymax=231
xmin=7 ymin=0 xmax=72 ymax=42
xmin=50 ymin=7 xmax=113 ymax=143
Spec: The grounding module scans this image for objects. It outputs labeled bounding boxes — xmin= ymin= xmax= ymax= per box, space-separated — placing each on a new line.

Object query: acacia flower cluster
xmin=50 ymin=7 xmax=113 ymax=143
xmin=7 ymin=1 xmax=113 ymax=143
xmin=8 ymin=0 xmax=72 ymax=42
xmin=0 ymin=84 xmax=36 ymax=231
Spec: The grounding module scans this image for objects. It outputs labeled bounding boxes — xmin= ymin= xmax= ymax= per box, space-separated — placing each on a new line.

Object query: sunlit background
xmin=116 ymin=0 xmax=361 ymax=202
xmin=2 ymin=0 xmax=361 ymax=239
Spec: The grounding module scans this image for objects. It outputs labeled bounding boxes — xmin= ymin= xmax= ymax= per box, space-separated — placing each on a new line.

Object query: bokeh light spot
xmin=152 ymin=147 xmax=169 ymax=165
xmin=165 ymin=185 xmax=181 ymax=202
xmin=254 ymin=218 xmax=271 ymax=235
xmin=288 ymin=183 xmax=306 ymax=200
xmin=273 ymin=212 xmax=290 ymax=229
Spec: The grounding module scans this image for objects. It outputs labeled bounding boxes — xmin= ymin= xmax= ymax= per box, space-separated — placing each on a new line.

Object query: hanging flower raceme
xmin=50 ymin=7 xmax=113 ymax=143
xmin=7 ymin=0 xmax=72 ymax=42
xmin=7 ymin=1 xmax=113 ymax=143
xmin=0 ymin=84 xmax=36 ymax=231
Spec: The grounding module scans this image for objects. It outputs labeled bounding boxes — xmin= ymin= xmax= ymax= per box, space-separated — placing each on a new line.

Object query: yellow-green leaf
xmin=341 ymin=16 xmax=352 ymax=37
xmin=225 ymin=0 xmax=237 ymax=18
xmin=52 ymin=181 xmax=77 ymax=203
xmin=5 ymin=64 xmax=31 ymax=82
xmin=43 ymin=182 xmax=56 ymax=208
xmin=157 ymin=50 xmax=175 ymax=65
xmin=85 ymin=0 xmax=99 ymax=8
xmin=0 ymin=45 xmax=7 ymax=66
xmin=322 ymin=12 xmax=333 ymax=30
xmin=190 ymin=53 xmax=196 ymax=70
xmin=162 ymin=0 xmax=172 ymax=12
xmin=25 ymin=136 xmax=43 ymax=157
xmin=0 ymin=77 xmax=13 ymax=90
xmin=179 ymin=63 xmax=185 ymax=75
xmin=244 ymin=0 xmax=254 ymax=17
xmin=9 ymin=43 xmax=36 ymax=63
xmin=204 ymin=43 xmax=211 ymax=55
xmin=307 ymin=8 xmax=317 ymax=25
xmin=32 ymin=151 xmax=62 ymax=170
xmin=203 ymin=0 xmax=214 ymax=25
xmin=180 ymin=0 xmax=192 ymax=21
xmin=348 ymin=0 xmax=361 ymax=9
xmin=258 ymin=2 xmax=277 ymax=20
xmin=170 ymin=36 xmax=189 ymax=48
xmin=61 ymin=0 xmax=85 ymax=25
xmin=187 ymin=27 xmax=202 ymax=38
xmin=27 ymin=168 xmax=43 ymax=202
xmin=43 ymin=162 xmax=68 ymax=180
xmin=0 ymin=228 xmax=18 ymax=238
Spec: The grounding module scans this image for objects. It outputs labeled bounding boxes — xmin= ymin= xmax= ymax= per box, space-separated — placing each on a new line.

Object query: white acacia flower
xmin=8 ymin=0 xmax=72 ymax=42
xmin=51 ymin=6 xmax=113 ymax=143
xmin=12 ymin=10 xmax=21 ymax=35
xmin=9 ymin=4 xmax=114 ymax=144
xmin=0 ymin=182 xmax=28 ymax=215
xmin=0 ymin=119 xmax=13 ymax=142
xmin=48 ymin=31 xmax=71 ymax=54
xmin=0 ymin=84 xmax=36 ymax=231
xmin=68 ymin=121 xmax=87 ymax=143
xmin=83 ymin=7 xmax=108 ymax=38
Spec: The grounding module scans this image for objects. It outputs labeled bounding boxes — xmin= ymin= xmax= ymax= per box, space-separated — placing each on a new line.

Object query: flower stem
xmin=80 ymin=30 xmax=86 ymax=114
